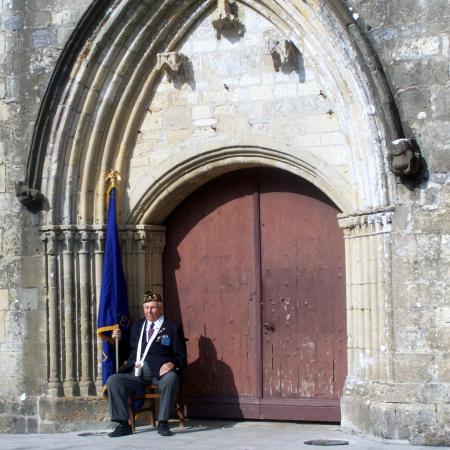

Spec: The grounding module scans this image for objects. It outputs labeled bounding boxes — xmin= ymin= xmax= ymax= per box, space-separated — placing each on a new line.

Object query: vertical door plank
xmin=163 ymin=170 xmax=260 ymax=417
xmin=259 ymin=168 xmax=346 ymax=417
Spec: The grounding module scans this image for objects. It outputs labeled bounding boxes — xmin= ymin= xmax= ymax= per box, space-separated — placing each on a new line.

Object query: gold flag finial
xmin=105 ymin=169 xmax=121 ymax=195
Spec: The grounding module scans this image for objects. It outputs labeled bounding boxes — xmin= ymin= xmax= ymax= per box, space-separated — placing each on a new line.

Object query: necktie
xmin=147 ymin=322 xmax=154 ymax=342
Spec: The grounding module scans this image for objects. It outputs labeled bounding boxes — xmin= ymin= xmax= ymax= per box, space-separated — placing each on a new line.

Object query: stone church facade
xmin=0 ymin=0 xmax=448 ymax=445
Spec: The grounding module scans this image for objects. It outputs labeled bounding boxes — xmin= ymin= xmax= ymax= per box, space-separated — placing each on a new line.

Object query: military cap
xmin=143 ymin=290 xmax=162 ymax=303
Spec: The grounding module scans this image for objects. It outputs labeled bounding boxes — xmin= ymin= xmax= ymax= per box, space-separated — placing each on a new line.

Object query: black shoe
xmin=157 ymin=421 xmax=172 ymax=436
xmin=108 ymin=422 xmax=133 ymax=437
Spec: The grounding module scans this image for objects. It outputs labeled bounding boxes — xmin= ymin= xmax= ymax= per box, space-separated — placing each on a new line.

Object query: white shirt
xmin=145 ymin=315 xmax=165 ymax=343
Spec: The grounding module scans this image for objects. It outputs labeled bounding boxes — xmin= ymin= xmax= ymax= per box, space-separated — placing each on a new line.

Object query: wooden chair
xmin=129 ymin=383 xmax=186 ymax=432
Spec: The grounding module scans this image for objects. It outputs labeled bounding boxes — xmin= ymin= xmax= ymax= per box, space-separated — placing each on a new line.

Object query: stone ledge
xmin=38 ymin=396 xmax=109 ymax=432
xmin=342 ymin=393 xmax=450 ymax=446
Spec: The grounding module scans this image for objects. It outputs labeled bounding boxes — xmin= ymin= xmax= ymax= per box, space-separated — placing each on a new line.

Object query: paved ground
xmin=0 ymin=421 xmax=448 ymax=450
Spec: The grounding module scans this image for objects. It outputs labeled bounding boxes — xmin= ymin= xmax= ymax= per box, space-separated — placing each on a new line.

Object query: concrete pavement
xmin=0 ymin=421 xmax=448 ymax=450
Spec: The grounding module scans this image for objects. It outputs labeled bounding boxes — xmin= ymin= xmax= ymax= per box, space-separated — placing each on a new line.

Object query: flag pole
xmin=115 ymin=334 xmax=119 ymax=373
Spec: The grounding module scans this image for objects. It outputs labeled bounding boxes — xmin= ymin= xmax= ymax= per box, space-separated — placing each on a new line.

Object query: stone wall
xmin=0 ymin=0 xmax=448 ymax=444
xmin=342 ymin=0 xmax=450 ymax=445
xmin=0 ymin=0 xmax=91 ymax=432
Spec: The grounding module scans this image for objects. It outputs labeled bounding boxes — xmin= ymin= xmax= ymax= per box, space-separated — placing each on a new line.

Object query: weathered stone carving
xmin=212 ymin=0 xmax=244 ymax=39
xmin=157 ymin=52 xmax=187 ymax=82
xmin=15 ymin=181 xmax=47 ymax=213
xmin=338 ymin=207 xmax=395 ymax=237
xmin=388 ymin=138 xmax=422 ymax=177
xmin=266 ymin=36 xmax=298 ymax=72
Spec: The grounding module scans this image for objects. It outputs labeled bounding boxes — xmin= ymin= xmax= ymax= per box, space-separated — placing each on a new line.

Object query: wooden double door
xmin=163 ymin=168 xmax=346 ymax=422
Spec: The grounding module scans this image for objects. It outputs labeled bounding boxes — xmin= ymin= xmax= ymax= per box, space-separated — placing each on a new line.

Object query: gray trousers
xmin=106 ymin=371 xmax=180 ymax=423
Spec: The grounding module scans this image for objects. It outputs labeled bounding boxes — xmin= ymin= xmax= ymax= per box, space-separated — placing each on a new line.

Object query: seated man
xmin=107 ymin=291 xmax=186 ymax=437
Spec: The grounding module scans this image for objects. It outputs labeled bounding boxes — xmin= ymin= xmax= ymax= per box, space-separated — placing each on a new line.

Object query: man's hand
xmin=112 ymin=328 xmax=121 ymax=340
xmin=159 ymin=362 xmax=175 ymax=376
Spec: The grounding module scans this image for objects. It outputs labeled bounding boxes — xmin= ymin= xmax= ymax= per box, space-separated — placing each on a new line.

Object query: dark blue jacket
xmin=122 ymin=317 xmax=187 ymax=378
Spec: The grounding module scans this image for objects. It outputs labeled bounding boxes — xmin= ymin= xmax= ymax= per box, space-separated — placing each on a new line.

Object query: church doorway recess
xmin=163 ymin=167 xmax=346 ymax=422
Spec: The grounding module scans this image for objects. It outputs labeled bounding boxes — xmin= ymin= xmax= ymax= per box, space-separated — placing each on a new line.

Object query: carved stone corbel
xmin=212 ymin=0 xmax=244 ymax=39
xmin=157 ymin=52 xmax=187 ymax=82
xmin=16 ymin=182 xmax=48 ymax=213
xmin=388 ymin=138 xmax=422 ymax=177
xmin=266 ymin=37 xmax=298 ymax=72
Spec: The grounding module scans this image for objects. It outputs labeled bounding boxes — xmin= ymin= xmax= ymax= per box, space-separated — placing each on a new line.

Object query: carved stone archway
xmin=20 ymin=0 xmax=415 ymax=439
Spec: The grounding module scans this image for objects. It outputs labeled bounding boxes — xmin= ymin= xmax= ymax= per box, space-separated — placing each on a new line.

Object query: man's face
xmin=143 ymin=300 xmax=163 ymax=322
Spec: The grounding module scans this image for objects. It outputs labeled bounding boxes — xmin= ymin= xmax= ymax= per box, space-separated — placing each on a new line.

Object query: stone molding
xmin=338 ymin=206 xmax=395 ymax=237
xmin=345 ymin=22 xmax=423 ymax=180
xmin=131 ymin=145 xmax=352 ymax=225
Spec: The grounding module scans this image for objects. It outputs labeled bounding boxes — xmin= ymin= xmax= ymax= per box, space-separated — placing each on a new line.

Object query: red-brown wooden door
xmin=163 ymin=168 xmax=346 ymax=421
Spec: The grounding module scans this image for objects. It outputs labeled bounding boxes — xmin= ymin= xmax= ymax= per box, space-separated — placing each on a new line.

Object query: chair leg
xmin=177 ymin=387 xmax=186 ymax=428
xmin=149 ymin=398 xmax=156 ymax=427
xmin=177 ymin=407 xmax=185 ymax=429
xmin=128 ymin=399 xmax=136 ymax=433
xmin=130 ymin=413 xmax=136 ymax=433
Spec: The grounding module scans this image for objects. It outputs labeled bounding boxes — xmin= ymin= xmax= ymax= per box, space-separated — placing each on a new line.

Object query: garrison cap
xmin=143 ymin=290 xmax=162 ymax=304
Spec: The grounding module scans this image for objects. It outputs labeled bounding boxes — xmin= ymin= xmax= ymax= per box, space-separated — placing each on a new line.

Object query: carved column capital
xmin=133 ymin=230 xmax=147 ymax=253
xmin=94 ymin=230 xmax=106 ymax=253
xmin=41 ymin=230 xmax=61 ymax=255
xmin=338 ymin=207 xmax=395 ymax=238
xmin=149 ymin=232 xmax=166 ymax=254
xmin=62 ymin=230 xmax=77 ymax=254
xmin=78 ymin=230 xmax=93 ymax=253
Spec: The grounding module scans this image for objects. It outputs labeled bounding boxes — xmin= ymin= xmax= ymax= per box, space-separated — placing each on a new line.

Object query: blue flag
xmin=97 ymin=187 xmax=130 ymax=396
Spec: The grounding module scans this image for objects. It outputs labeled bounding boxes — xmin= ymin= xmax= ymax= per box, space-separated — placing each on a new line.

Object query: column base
xmin=47 ymin=381 xmax=64 ymax=397
xmin=38 ymin=395 xmax=109 ymax=432
xmin=63 ymin=380 xmax=80 ymax=397
xmin=341 ymin=382 xmax=450 ymax=446
xmin=78 ymin=380 xmax=97 ymax=396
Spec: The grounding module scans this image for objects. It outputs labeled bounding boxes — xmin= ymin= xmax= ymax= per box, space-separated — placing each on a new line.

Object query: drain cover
xmin=304 ymin=439 xmax=349 ymax=446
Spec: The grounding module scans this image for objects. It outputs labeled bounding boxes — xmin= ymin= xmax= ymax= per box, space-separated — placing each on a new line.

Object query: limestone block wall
xmin=127 ymin=8 xmax=355 ymax=213
xmin=341 ymin=1 xmax=450 ymax=445
xmin=0 ymin=0 xmax=92 ymax=432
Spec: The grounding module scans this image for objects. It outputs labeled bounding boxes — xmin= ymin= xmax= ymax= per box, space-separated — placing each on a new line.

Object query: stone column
xmin=338 ymin=207 xmax=394 ymax=383
xmin=124 ymin=230 xmax=136 ymax=305
xmin=148 ymin=230 xmax=166 ymax=296
xmin=40 ymin=224 xmax=166 ymax=397
xmin=93 ymin=229 xmax=105 ymax=390
xmin=134 ymin=229 xmax=147 ymax=304
xmin=42 ymin=230 xmax=63 ymax=397
xmin=78 ymin=230 xmax=95 ymax=395
xmin=62 ymin=230 xmax=78 ymax=396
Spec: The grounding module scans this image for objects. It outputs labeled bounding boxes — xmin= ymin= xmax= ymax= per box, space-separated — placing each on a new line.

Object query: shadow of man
xmin=184 ymin=336 xmax=243 ymax=419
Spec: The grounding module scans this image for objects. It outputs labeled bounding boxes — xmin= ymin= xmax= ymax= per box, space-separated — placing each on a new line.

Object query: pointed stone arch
xmin=23 ymin=0 xmax=410 ymax=438
xmin=21 ymin=0 xmax=406 ymax=222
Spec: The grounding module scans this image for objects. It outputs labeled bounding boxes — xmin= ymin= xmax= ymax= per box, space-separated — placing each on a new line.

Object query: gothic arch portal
xmin=23 ymin=0 xmax=407 ymax=437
